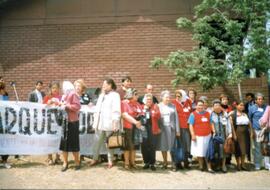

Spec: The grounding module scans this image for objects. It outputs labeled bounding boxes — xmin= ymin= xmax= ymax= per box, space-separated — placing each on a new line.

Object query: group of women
xmin=1 ymin=76 xmax=269 ymax=173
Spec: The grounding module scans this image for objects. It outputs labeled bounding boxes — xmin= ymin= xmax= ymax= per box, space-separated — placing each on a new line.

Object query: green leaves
xmin=151 ymin=0 xmax=270 ymax=91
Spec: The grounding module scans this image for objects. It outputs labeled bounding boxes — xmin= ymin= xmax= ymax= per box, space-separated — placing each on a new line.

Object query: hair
xmin=175 ymin=90 xmax=182 ymax=96
xmin=234 ymin=100 xmax=245 ymax=106
xmin=36 ymin=80 xmax=43 ymax=86
xmin=199 ymin=96 xmax=208 ymax=103
xmin=160 ymin=90 xmax=170 ymax=99
xmin=245 ymin=92 xmax=255 ymax=99
xmin=255 ymin=92 xmax=264 ymax=100
xmin=0 ymin=81 xmax=5 ymax=90
xmin=219 ymin=94 xmax=229 ymax=101
xmin=104 ymin=78 xmax=117 ymax=90
xmin=145 ymin=84 xmax=153 ymax=88
xmin=197 ymin=100 xmax=204 ymax=105
xmin=188 ymin=88 xmax=197 ymax=96
xmin=94 ymin=87 xmax=101 ymax=96
xmin=145 ymin=93 xmax=153 ymax=100
xmin=49 ymin=81 xmax=60 ymax=89
xmin=74 ymin=79 xmax=87 ymax=92
xmin=212 ymin=99 xmax=221 ymax=106
xmin=121 ymin=76 xmax=132 ymax=83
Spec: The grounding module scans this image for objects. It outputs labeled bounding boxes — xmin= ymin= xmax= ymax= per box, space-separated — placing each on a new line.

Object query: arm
xmin=122 ymin=112 xmax=141 ymax=128
xmin=229 ymin=115 xmax=237 ymax=140
xmin=259 ymin=106 xmax=270 ymax=127
xmin=111 ymin=93 xmax=121 ymax=131
xmin=66 ymin=93 xmax=81 ymax=112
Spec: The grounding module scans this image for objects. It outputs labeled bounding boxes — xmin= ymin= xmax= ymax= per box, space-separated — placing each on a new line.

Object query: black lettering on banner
xmin=18 ymin=107 xmax=31 ymax=135
xmin=33 ymin=108 xmax=45 ymax=135
xmin=86 ymin=112 xmax=94 ymax=134
xmin=5 ymin=107 xmax=17 ymax=135
xmin=47 ymin=108 xmax=57 ymax=134
xmin=79 ymin=111 xmax=86 ymax=134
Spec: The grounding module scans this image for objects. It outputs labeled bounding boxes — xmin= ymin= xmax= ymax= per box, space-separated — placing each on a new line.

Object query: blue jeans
xmin=253 ymin=130 xmax=263 ymax=168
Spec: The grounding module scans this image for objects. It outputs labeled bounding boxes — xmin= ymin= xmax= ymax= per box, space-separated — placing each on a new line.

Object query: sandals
xmin=46 ymin=159 xmax=54 ymax=166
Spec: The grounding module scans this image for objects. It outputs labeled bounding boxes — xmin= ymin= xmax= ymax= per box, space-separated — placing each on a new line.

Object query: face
xmin=145 ymin=85 xmax=153 ymax=93
xmin=175 ymin=93 xmax=182 ymax=101
xmin=221 ymin=97 xmax=228 ymax=105
xmin=256 ymin=96 xmax=264 ymax=106
xmin=36 ymin=83 xmax=43 ymax=91
xmin=102 ymin=81 xmax=112 ymax=93
xmin=162 ymin=94 xmax=170 ymax=105
xmin=213 ymin=103 xmax=222 ymax=113
xmin=203 ymin=101 xmax=208 ymax=110
xmin=236 ymin=103 xmax=245 ymax=112
xmin=188 ymin=91 xmax=195 ymax=99
xmin=246 ymin=95 xmax=252 ymax=102
xmin=75 ymin=82 xmax=83 ymax=95
xmin=196 ymin=102 xmax=204 ymax=112
xmin=132 ymin=91 xmax=139 ymax=101
xmin=123 ymin=79 xmax=132 ymax=89
xmin=145 ymin=97 xmax=153 ymax=107
xmin=51 ymin=84 xmax=60 ymax=95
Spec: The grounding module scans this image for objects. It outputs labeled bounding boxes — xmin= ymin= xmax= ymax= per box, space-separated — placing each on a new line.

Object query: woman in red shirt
xmin=171 ymin=89 xmax=192 ymax=169
xmin=121 ymin=88 xmax=142 ymax=170
xmin=188 ymin=100 xmax=215 ymax=172
xmin=43 ymin=81 xmax=62 ymax=165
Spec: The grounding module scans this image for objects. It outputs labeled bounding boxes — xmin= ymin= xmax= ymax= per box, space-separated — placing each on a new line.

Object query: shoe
xmin=74 ymin=165 xmax=80 ymax=171
xmin=241 ymin=166 xmax=249 ymax=171
xmin=172 ymin=166 xmax=177 ymax=172
xmin=130 ymin=164 xmax=138 ymax=170
xmin=124 ymin=164 xmax=130 ymax=170
xmin=162 ymin=164 xmax=168 ymax=169
xmin=222 ymin=166 xmax=227 ymax=173
xmin=88 ymin=160 xmax=98 ymax=167
xmin=47 ymin=159 xmax=54 ymax=166
xmin=143 ymin=164 xmax=150 ymax=169
xmin=61 ymin=164 xmax=68 ymax=172
xmin=54 ymin=158 xmax=61 ymax=165
xmin=4 ymin=163 xmax=11 ymax=169
xmin=150 ymin=165 xmax=156 ymax=171
xmin=255 ymin=167 xmax=261 ymax=171
xmin=184 ymin=162 xmax=190 ymax=169
xmin=107 ymin=163 xmax=113 ymax=169
xmin=208 ymin=169 xmax=214 ymax=173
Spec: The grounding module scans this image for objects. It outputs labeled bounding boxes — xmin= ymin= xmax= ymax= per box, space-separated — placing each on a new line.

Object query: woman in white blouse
xmin=229 ymin=101 xmax=253 ymax=171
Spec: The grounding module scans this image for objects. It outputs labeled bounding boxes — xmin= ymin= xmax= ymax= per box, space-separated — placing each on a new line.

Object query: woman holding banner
xmin=59 ymin=80 xmax=81 ymax=172
xmin=43 ymin=81 xmax=62 ymax=165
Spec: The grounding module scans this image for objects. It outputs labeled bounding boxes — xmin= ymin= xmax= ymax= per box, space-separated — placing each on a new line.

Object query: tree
xmin=151 ymin=0 xmax=270 ymax=92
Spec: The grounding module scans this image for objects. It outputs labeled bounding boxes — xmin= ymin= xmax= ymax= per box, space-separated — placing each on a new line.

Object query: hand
xmin=176 ymin=132 xmax=180 ymax=137
xmin=135 ymin=121 xmax=142 ymax=129
xmin=228 ymin=133 xmax=232 ymax=138
xmin=191 ymin=134 xmax=196 ymax=141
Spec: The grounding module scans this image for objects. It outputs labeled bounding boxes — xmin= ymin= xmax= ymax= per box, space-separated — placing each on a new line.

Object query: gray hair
xmin=255 ymin=92 xmax=264 ymax=100
xmin=199 ymin=96 xmax=208 ymax=103
xmin=160 ymin=90 xmax=170 ymax=99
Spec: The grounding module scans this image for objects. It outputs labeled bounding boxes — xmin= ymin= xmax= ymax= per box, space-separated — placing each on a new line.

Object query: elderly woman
xmin=230 ymin=101 xmax=252 ymax=171
xmin=156 ymin=90 xmax=180 ymax=171
xmin=171 ymin=89 xmax=192 ymax=169
xmin=141 ymin=93 xmax=161 ymax=171
xmin=210 ymin=99 xmax=233 ymax=173
xmin=59 ymin=81 xmax=81 ymax=172
xmin=121 ymin=88 xmax=142 ymax=170
xmin=89 ymin=78 xmax=121 ymax=169
xmin=188 ymin=100 xmax=215 ymax=172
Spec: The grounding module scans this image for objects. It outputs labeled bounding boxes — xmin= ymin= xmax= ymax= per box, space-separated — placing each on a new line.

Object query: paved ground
xmin=0 ymin=153 xmax=270 ymax=189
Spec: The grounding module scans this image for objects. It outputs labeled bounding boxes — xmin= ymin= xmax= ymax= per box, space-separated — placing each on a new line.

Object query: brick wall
xmin=0 ymin=19 xmax=268 ymax=104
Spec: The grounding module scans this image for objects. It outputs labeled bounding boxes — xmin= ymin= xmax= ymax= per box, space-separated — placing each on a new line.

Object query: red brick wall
xmin=0 ymin=21 xmax=268 ymax=104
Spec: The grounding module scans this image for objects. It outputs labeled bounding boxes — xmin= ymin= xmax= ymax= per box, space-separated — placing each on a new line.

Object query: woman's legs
xmin=72 ymin=152 xmax=80 ymax=166
xmin=162 ymin=151 xmax=168 ymax=168
xmin=124 ymin=151 xmax=130 ymax=169
xmin=62 ymin=152 xmax=68 ymax=166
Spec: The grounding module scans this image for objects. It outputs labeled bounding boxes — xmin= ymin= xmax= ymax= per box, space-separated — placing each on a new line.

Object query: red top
xmin=43 ymin=93 xmax=62 ymax=105
xmin=172 ymin=99 xmax=192 ymax=129
xmin=193 ymin=111 xmax=211 ymax=136
xmin=143 ymin=104 xmax=161 ymax=135
xmin=121 ymin=100 xmax=143 ymax=129
xmin=63 ymin=91 xmax=81 ymax=122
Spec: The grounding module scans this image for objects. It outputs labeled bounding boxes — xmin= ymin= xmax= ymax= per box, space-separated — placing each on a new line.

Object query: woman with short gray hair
xmin=156 ymin=90 xmax=180 ymax=171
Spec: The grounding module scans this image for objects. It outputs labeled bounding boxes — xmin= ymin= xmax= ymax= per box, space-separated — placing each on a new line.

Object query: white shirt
xmin=35 ymin=89 xmax=43 ymax=103
xmin=93 ymin=91 xmax=121 ymax=131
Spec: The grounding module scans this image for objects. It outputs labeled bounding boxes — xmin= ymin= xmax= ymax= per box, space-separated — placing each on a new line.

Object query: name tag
xmin=201 ymin=117 xmax=208 ymax=122
xmin=164 ymin=115 xmax=170 ymax=123
xmin=183 ymin=108 xmax=189 ymax=113
xmin=258 ymin=108 xmax=264 ymax=112
xmin=222 ymin=117 xmax=227 ymax=125
xmin=137 ymin=108 xmax=142 ymax=113
xmin=146 ymin=112 xmax=150 ymax=119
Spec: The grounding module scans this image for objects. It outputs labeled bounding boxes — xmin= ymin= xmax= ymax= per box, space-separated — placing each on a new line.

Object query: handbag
xmin=106 ymin=131 xmax=125 ymax=149
xmin=171 ymin=138 xmax=184 ymax=162
xmin=224 ymin=137 xmax=235 ymax=154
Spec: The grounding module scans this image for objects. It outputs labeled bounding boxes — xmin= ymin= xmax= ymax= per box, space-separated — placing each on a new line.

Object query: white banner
xmin=0 ymin=101 xmax=111 ymax=155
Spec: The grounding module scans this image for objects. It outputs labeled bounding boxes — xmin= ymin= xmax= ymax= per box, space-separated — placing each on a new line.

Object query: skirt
xmin=235 ymin=125 xmax=249 ymax=157
xmin=60 ymin=121 xmax=80 ymax=152
xmin=191 ymin=134 xmax=211 ymax=157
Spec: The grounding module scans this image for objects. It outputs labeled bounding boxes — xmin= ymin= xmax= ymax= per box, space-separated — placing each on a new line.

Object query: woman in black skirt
xmin=59 ymin=80 xmax=81 ymax=172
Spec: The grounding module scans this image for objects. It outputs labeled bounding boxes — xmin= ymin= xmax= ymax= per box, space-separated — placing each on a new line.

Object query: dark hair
xmin=36 ymin=80 xmax=43 ymax=86
xmin=94 ymin=87 xmax=101 ymax=95
xmin=105 ymin=78 xmax=117 ymax=90
xmin=234 ymin=100 xmax=245 ymax=105
xmin=0 ymin=81 xmax=5 ymax=90
xmin=197 ymin=100 xmax=204 ymax=105
xmin=245 ymin=92 xmax=255 ymax=99
xmin=121 ymin=76 xmax=132 ymax=83
xmin=219 ymin=94 xmax=229 ymax=101
xmin=188 ymin=88 xmax=197 ymax=96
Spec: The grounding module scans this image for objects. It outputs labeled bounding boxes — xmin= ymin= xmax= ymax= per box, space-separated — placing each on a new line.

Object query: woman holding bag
xmin=89 ymin=78 xmax=121 ymax=169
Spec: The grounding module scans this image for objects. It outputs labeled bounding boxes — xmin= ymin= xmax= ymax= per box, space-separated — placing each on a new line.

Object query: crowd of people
xmin=0 ymin=75 xmax=270 ymax=174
